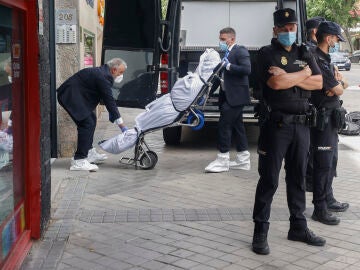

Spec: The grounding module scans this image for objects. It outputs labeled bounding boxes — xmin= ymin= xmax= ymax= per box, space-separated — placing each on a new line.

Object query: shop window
xmin=0 ymin=5 xmax=25 ymax=266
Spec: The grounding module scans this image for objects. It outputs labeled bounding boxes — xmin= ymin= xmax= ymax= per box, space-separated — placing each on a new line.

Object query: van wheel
xmin=163 ymin=126 xmax=182 ymax=145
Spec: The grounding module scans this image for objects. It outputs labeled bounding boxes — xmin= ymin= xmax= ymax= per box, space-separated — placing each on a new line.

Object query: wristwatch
xmin=339 ymin=80 xmax=345 ymax=88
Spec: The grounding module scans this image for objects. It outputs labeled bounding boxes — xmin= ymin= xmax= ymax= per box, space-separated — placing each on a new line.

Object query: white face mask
xmin=114 ymin=74 xmax=123 ymax=84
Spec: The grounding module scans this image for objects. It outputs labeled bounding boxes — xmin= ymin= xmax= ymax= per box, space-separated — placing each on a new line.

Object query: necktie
xmin=225 ymin=50 xmax=229 ymax=59
xmin=221 ymin=50 xmax=229 ymax=91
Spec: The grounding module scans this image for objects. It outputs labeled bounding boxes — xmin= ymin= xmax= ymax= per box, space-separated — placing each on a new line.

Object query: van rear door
xmin=102 ymin=0 xmax=162 ymax=108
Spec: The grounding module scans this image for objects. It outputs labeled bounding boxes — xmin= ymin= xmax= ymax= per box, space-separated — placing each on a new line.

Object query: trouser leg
xmin=326 ymin=142 xmax=338 ymax=203
xmin=312 ymin=123 xmax=337 ymax=210
xmin=284 ymin=124 xmax=309 ymax=230
xmin=217 ymin=102 xmax=234 ymax=153
xmin=232 ymin=106 xmax=249 ymax=152
xmin=74 ymin=112 xmax=97 ymax=160
xmin=253 ymin=121 xmax=291 ymax=232
xmin=306 ymin=141 xmax=314 ymax=190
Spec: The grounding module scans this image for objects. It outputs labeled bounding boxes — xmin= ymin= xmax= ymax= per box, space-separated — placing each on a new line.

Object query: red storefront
xmin=0 ymin=0 xmax=41 ymax=269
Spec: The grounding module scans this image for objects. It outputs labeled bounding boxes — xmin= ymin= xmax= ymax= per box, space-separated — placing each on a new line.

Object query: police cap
xmin=305 ymin=16 xmax=325 ymax=30
xmin=317 ymin=21 xmax=345 ymax=41
xmin=273 ymin=8 xmax=297 ymax=27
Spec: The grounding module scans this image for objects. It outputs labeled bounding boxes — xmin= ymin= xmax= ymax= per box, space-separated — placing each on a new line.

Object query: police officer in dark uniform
xmin=305 ymin=19 xmax=350 ymax=213
xmin=305 ymin=17 xmax=325 ymax=192
xmin=310 ymin=21 xmax=349 ymax=225
xmin=252 ymin=8 xmax=325 ymax=255
xmin=305 ymin=16 xmax=326 ymax=50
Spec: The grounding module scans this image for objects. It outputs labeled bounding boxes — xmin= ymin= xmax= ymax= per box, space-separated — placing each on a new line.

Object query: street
xmin=340 ymin=63 xmax=360 ymax=112
xmin=21 ymin=105 xmax=360 ymax=270
xmin=342 ymin=63 xmax=360 ymax=88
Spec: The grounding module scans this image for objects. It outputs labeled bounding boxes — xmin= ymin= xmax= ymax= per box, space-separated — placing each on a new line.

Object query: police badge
xmin=281 ymin=56 xmax=288 ymax=65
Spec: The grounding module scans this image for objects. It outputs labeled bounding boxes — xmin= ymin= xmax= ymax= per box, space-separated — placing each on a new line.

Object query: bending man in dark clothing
xmin=57 ymin=58 xmax=128 ymax=172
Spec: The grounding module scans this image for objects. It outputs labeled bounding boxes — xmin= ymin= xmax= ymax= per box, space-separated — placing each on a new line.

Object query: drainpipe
xmin=49 ymin=0 xmax=57 ymax=157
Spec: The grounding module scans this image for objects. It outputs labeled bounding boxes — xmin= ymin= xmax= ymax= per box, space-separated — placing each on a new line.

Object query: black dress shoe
xmin=312 ymin=209 xmax=340 ymax=225
xmin=288 ymin=228 xmax=326 ymax=246
xmin=252 ymin=232 xmax=270 ymax=255
xmin=327 ymin=200 xmax=349 ymax=212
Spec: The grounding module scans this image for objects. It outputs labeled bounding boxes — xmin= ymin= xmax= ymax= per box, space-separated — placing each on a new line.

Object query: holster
xmin=306 ymin=104 xmax=317 ymax=128
xmin=332 ymin=106 xmax=347 ymax=131
xmin=315 ymin=108 xmax=332 ymax=131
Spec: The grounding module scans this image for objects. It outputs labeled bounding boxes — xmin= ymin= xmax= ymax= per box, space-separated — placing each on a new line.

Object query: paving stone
xmin=190 ymin=265 xmax=217 ymax=270
xmin=140 ymin=260 xmax=169 ymax=270
xmin=204 ymin=258 xmax=230 ymax=269
xmin=170 ymin=248 xmax=195 ymax=258
xmin=171 ymin=258 xmax=199 ymax=269
xmin=187 ymin=253 xmax=213 ymax=264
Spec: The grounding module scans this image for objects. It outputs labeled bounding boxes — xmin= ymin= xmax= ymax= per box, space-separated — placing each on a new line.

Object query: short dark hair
xmin=220 ymin=27 xmax=236 ymax=36
xmin=315 ymin=31 xmax=329 ymax=44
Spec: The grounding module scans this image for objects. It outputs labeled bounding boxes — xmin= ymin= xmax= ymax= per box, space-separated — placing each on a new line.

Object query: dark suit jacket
xmin=57 ymin=65 xmax=120 ymax=122
xmin=219 ymin=44 xmax=251 ymax=107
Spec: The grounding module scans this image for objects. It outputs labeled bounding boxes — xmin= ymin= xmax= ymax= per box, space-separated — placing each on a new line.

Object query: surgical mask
xmin=329 ymin=42 xmax=340 ymax=53
xmin=219 ymin=41 xmax=228 ymax=52
xmin=277 ymin=32 xmax=297 ymax=47
xmin=114 ymin=74 xmax=123 ymax=84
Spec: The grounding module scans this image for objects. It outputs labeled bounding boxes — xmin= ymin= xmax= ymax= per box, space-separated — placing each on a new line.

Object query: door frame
xmin=0 ymin=0 xmax=41 ymax=239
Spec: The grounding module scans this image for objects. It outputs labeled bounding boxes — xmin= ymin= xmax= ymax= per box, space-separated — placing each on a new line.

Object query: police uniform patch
xmin=285 ymin=11 xmax=289 ymax=17
xmin=293 ymin=60 xmax=308 ymax=68
xmin=281 ymin=56 xmax=288 ymax=65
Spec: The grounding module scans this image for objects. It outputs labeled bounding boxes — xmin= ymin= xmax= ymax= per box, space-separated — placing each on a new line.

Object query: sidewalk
xmin=21 ymin=108 xmax=360 ymax=270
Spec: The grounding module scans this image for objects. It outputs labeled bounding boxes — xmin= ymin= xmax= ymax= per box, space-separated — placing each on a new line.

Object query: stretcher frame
xmin=119 ymin=61 xmax=226 ymax=169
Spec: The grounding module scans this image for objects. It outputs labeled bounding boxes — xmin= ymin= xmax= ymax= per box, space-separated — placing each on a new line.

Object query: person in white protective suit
xmin=99 ymin=49 xmax=221 ymax=154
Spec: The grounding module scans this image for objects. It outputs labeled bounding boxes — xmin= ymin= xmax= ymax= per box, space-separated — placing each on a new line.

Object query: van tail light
xmin=160 ymin=53 xmax=169 ymax=94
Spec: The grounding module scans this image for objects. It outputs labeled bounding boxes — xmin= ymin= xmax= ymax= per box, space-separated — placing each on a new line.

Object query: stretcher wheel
xmin=139 ymin=151 xmax=158 ymax=170
xmin=187 ymin=109 xmax=205 ymax=130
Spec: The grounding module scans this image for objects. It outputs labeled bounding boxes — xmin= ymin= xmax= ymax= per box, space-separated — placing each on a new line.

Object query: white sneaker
xmin=70 ymin=158 xmax=99 ymax=172
xmin=87 ymin=147 xmax=108 ymax=164
xmin=229 ymin=150 xmax=251 ymax=170
xmin=205 ymin=152 xmax=230 ymax=173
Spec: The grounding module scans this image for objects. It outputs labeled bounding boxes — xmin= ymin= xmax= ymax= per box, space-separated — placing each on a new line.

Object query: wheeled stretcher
xmin=99 ymin=49 xmax=225 ymax=169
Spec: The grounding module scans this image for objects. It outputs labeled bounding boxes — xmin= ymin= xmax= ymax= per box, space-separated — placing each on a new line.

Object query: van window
xmin=180 ymin=0 xmax=298 ymax=48
xmin=103 ymin=0 xmax=157 ymax=49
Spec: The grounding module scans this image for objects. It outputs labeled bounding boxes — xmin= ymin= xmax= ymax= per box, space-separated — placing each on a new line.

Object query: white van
xmin=102 ymin=0 xmax=308 ymax=144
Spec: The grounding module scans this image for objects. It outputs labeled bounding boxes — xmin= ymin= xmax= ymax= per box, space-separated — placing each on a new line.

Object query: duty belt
xmin=270 ymin=111 xmax=308 ymax=126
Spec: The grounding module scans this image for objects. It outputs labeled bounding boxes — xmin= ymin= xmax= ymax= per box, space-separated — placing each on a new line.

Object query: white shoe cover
xmin=229 ymin=150 xmax=250 ymax=170
xmin=205 ymin=152 xmax=230 ymax=173
xmin=87 ymin=147 xmax=108 ymax=164
xmin=70 ymin=158 xmax=99 ymax=172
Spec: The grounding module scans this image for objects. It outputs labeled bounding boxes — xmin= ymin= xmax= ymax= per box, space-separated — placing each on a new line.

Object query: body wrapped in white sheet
xmin=100 ymin=49 xmax=220 ymax=154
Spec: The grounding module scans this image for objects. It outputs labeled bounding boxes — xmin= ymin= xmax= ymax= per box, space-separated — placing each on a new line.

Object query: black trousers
xmin=217 ymin=101 xmax=248 ymax=153
xmin=253 ymin=120 xmax=309 ymax=233
xmin=307 ymin=143 xmax=338 ymax=203
xmin=311 ymin=121 xmax=338 ymax=210
xmin=73 ymin=112 xmax=97 ymax=160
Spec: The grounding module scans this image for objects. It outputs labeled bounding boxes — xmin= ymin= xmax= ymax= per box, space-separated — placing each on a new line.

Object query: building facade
xmin=56 ymin=0 xmax=104 ymax=157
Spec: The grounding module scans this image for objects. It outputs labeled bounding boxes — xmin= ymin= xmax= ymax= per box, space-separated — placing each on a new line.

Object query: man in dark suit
xmin=57 ymin=58 xmax=128 ymax=171
xmin=205 ymin=27 xmax=251 ymax=173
